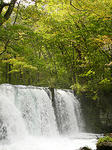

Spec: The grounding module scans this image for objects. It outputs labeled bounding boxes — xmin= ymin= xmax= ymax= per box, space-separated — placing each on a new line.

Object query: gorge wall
xmin=79 ymin=93 xmax=112 ymax=133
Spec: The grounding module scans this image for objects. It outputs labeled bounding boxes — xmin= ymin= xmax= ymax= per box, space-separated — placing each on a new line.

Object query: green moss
xmin=97 ymin=136 xmax=112 ymax=145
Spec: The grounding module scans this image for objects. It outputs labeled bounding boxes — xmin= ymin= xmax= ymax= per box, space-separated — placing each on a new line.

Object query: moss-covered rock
xmin=96 ymin=136 xmax=112 ymax=150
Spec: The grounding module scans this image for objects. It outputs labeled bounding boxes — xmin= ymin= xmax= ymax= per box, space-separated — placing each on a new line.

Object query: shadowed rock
xmin=79 ymin=146 xmax=92 ymax=150
xmin=0 ymin=119 xmax=7 ymax=140
xmin=97 ymin=142 xmax=112 ymax=150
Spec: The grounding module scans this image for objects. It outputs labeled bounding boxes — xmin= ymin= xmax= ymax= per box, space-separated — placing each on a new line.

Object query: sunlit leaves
xmin=0 ymin=0 xmax=112 ymax=92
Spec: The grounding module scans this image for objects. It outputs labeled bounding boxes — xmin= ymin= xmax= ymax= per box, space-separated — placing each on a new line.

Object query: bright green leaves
xmin=97 ymin=136 xmax=112 ymax=144
xmin=0 ymin=0 xmax=112 ymax=95
xmin=99 ymin=78 xmax=112 ymax=93
xmin=80 ymin=70 xmax=95 ymax=78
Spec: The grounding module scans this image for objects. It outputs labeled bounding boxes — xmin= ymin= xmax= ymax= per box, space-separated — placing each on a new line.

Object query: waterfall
xmin=0 ymin=84 xmax=84 ymax=142
xmin=54 ymin=89 xmax=84 ymax=135
xmin=15 ymin=86 xmax=58 ymax=136
xmin=0 ymin=85 xmax=28 ymax=142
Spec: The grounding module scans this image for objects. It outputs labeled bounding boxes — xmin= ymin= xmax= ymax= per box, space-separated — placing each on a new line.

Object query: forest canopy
xmin=0 ymin=0 xmax=112 ymax=99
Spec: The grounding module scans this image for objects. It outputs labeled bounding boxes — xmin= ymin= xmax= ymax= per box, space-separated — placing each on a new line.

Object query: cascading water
xmin=0 ymin=84 xmax=97 ymax=150
xmin=15 ymin=86 xmax=58 ymax=136
xmin=0 ymin=85 xmax=28 ymax=142
xmin=54 ymin=89 xmax=84 ymax=135
xmin=0 ymin=84 xmax=58 ymax=140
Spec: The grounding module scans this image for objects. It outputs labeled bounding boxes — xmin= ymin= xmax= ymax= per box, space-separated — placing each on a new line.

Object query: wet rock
xmin=0 ymin=119 xmax=7 ymax=140
xmin=97 ymin=142 xmax=112 ymax=150
xmin=104 ymin=133 xmax=112 ymax=137
xmin=96 ymin=135 xmax=112 ymax=150
xmin=79 ymin=146 xmax=92 ymax=150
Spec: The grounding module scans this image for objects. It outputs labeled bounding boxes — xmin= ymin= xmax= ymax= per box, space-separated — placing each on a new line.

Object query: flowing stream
xmin=0 ymin=84 xmax=97 ymax=150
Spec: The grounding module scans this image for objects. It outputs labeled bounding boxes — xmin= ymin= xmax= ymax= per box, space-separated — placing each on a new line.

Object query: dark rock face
xmin=97 ymin=142 xmax=112 ymax=150
xmin=79 ymin=93 xmax=112 ymax=133
xmin=0 ymin=119 xmax=7 ymax=140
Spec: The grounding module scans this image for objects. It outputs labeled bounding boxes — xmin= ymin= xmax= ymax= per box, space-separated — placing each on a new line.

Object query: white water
xmin=55 ymin=90 xmax=84 ymax=134
xmin=15 ymin=87 xmax=58 ymax=136
xmin=0 ymin=84 xmax=97 ymax=150
xmin=0 ymin=136 xmax=97 ymax=150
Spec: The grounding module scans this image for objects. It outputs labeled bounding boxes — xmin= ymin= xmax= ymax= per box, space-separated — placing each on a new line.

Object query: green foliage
xmin=97 ymin=136 xmax=112 ymax=145
xmin=71 ymin=83 xmax=87 ymax=94
xmin=0 ymin=0 xmax=112 ymax=98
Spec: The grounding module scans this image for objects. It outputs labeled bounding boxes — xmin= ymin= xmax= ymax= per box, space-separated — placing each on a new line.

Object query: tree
xmin=0 ymin=0 xmax=112 ymax=98
xmin=0 ymin=0 xmax=17 ymax=26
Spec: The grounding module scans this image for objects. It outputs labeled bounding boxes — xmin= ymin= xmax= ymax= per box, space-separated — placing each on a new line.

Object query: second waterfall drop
xmin=54 ymin=90 xmax=84 ymax=135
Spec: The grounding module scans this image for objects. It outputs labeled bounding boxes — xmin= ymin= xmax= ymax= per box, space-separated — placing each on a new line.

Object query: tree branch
xmin=4 ymin=0 xmax=17 ymax=20
xmin=13 ymin=0 xmax=21 ymax=24
xmin=0 ymin=40 xmax=9 ymax=56
xmin=70 ymin=0 xmax=87 ymax=11
xmin=0 ymin=2 xmax=10 ymax=15
xmin=3 ymin=2 xmax=10 ymax=7
xmin=0 ymin=1 xmax=21 ymax=57
xmin=0 ymin=0 xmax=17 ymax=26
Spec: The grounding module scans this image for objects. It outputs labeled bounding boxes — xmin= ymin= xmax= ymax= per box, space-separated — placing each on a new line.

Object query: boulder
xmin=96 ymin=136 xmax=112 ymax=150
xmin=79 ymin=146 xmax=92 ymax=150
xmin=97 ymin=142 xmax=112 ymax=150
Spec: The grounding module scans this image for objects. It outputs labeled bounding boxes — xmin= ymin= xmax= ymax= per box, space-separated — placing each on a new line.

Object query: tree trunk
xmin=8 ymin=64 xmax=11 ymax=83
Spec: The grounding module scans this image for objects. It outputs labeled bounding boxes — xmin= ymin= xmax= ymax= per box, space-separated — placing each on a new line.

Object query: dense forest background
xmin=0 ymin=0 xmax=112 ymax=100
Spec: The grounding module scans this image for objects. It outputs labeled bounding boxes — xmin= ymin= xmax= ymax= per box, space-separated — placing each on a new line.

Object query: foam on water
xmin=0 ymin=136 xmax=97 ymax=150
